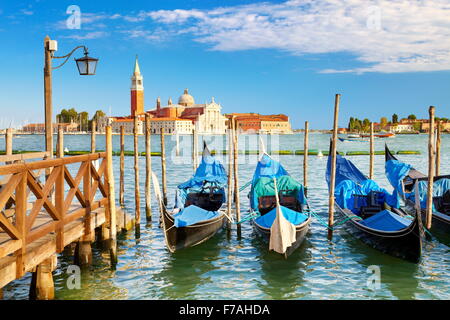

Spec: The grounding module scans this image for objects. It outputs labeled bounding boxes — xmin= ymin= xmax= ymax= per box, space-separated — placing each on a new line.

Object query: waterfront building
xmin=147 ymin=90 xmax=227 ymax=134
xmin=224 ymin=113 xmax=293 ymax=134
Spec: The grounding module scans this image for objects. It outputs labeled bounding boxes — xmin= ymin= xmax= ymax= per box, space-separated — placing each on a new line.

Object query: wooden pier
xmin=0 ymin=130 xmax=134 ymax=299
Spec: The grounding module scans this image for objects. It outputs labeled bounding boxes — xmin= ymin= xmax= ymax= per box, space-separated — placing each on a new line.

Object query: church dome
xmin=178 ymin=89 xmax=195 ymax=106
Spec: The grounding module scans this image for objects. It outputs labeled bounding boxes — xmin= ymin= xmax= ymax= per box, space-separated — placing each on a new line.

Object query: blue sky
xmin=0 ymin=0 xmax=449 ymax=129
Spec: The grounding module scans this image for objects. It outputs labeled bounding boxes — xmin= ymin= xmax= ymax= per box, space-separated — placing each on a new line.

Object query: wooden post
xmin=57 ymin=126 xmax=64 ymax=158
xmin=303 ymin=121 xmax=309 ymax=193
xmin=232 ymin=117 xmax=241 ymax=236
xmin=91 ymin=120 xmax=96 ymax=153
xmin=145 ymin=113 xmax=152 ymax=221
xmin=426 ymin=106 xmax=436 ymax=230
xmin=119 ymin=126 xmax=125 ymax=206
xmin=161 ymin=128 xmax=168 ymax=206
xmin=44 ymin=36 xmax=53 ymax=160
xmin=29 ymin=255 xmax=56 ymax=300
xmin=369 ymin=122 xmax=374 ymax=180
xmin=328 ymin=94 xmax=340 ymax=240
xmin=134 ymin=116 xmax=141 ymax=236
xmin=106 ymin=126 xmax=118 ymax=266
xmin=192 ymin=128 xmax=196 ymax=172
xmin=5 ymin=128 xmax=12 ymax=165
xmin=227 ymin=123 xmax=234 ymax=230
xmin=436 ymin=120 xmax=441 ymax=177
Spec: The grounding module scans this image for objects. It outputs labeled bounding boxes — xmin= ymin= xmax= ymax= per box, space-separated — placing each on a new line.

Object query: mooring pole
xmin=134 ymin=115 xmax=141 ymax=236
xmin=119 ymin=126 xmax=125 ymax=206
xmin=369 ymin=122 xmax=374 ymax=180
xmin=91 ymin=120 xmax=96 ymax=153
xmin=192 ymin=128 xmax=196 ymax=172
xmin=436 ymin=120 xmax=441 ymax=177
xmin=161 ymin=127 xmax=168 ymax=206
xmin=5 ymin=128 xmax=12 ymax=164
xmin=303 ymin=121 xmax=309 ymax=194
xmin=328 ymin=94 xmax=340 ymax=240
xmin=426 ymin=106 xmax=436 ymax=230
xmin=145 ymin=113 xmax=152 ymax=221
xmin=227 ymin=121 xmax=234 ymax=230
xmin=232 ymin=117 xmax=241 ymax=236
xmin=57 ymin=126 xmax=64 ymax=158
xmin=106 ymin=126 xmax=117 ymax=267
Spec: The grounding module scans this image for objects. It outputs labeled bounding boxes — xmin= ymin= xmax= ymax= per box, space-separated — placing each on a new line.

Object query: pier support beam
xmin=74 ymin=240 xmax=92 ymax=268
xmin=29 ymin=255 xmax=57 ymax=300
xmin=0 ymin=288 xmax=3 ymax=300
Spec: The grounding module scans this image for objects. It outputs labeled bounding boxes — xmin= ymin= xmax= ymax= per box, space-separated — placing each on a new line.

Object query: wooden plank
xmin=0 ymin=152 xmax=50 ymax=163
xmin=63 ymin=163 xmax=88 ymax=211
xmin=0 ymin=173 xmax=22 ymax=211
xmin=14 ymin=172 xmax=27 ymax=278
xmin=0 ymin=239 xmax=22 ymax=258
xmin=26 ymin=168 xmax=61 ymax=231
xmin=0 ymin=153 xmax=105 ymax=176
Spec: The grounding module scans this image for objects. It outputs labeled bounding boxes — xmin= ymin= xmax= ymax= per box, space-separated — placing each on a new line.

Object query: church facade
xmin=98 ymin=57 xmax=289 ymax=135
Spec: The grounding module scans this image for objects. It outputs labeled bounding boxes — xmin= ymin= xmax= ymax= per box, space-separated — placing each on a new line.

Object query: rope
xmin=239 ymin=180 xmax=252 ymax=192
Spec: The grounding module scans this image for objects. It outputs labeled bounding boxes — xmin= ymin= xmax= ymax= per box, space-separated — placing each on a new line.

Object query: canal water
xmin=2 ymin=133 xmax=449 ymax=299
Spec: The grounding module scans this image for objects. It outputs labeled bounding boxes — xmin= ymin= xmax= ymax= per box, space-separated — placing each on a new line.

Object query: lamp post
xmin=43 ymin=35 xmax=98 ymax=156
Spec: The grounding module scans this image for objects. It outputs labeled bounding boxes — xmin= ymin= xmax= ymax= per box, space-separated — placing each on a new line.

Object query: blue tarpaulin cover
xmin=255 ymin=205 xmax=308 ymax=228
xmin=172 ymin=205 xmax=222 ymax=227
xmin=359 ymin=209 xmax=411 ymax=231
xmin=406 ymin=178 xmax=450 ymax=209
xmin=249 ymin=154 xmax=306 ymax=210
xmin=385 ymin=159 xmax=412 ymax=201
xmin=251 ymin=154 xmax=289 ymax=186
xmin=327 ymin=153 xmax=400 ymax=211
xmin=175 ymin=146 xmax=227 ymax=209
xmin=326 ymin=152 xmax=367 ymax=191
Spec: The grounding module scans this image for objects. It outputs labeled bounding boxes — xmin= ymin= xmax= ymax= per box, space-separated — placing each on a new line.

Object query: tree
xmin=380 ymin=117 xmax=388 ymax=130
xmin=362 ymin=118 xmax=371 ymax=132
xmin=407 ymin=114 xmax=416 ymax=120
xmin=392 ymin=114 xmax=399 ymax=124
xmin=91 ymin=110 xmax=106 ymax=122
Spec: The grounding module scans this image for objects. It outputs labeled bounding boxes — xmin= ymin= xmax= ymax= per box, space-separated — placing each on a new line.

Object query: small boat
xmin=347 ymin=134 xmax=361 ymax=138
xmin=338 ymin=137 xmax=369 ymax=143
xmin=326 ymin=147 xmax=423 ymax=263
xmin=385 ymin=145 xmax=450 ymax=234
xmin=361 ymin=132 xmax=395 ymax=138
xmin=249 ymin=153 xmax=312 ymax=258
xmin=152 ymin=143 xmax=228 ymax=253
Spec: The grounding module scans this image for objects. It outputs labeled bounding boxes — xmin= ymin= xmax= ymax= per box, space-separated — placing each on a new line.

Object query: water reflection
xmin=252 ymin=230 xmax=312 ymax=299
xmin=343 ymin=233 xmax=420 ymax=300
xmin=152 ymin=231 xmax=224 ymax=299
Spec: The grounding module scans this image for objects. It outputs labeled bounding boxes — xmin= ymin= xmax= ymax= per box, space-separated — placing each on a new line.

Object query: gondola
xmin=385 ymin=145 xmax=450 ymax=234
xmin=249 ymin=152 xmax=312 ymax=258
xmin=152 ymin=143 xmax=228 ymax=253
xmin=326 ymin=148 xmax=423 ymax=263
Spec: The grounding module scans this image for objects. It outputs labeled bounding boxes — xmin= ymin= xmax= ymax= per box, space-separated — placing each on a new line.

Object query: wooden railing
xmin=0 ymin=152 xmax=109 ymax=278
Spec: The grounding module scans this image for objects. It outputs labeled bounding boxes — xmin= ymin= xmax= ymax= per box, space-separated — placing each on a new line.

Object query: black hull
xmin=405 ymin=199 xmax=450 ymax=234
xmin=335 ymin=205 xmax=422 ymax=263
xmin=161 ymin=208 xmax=226 ymax=253
xmin=251 ymin=217 xmax=311 ymax=258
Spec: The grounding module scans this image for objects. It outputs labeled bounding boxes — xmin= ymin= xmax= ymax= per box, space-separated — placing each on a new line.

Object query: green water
xmin=2 ymin=133 xmax=449 ymax=299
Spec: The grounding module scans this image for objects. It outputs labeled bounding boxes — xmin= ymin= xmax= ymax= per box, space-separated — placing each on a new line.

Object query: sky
xmin=0 ymin=0 xmax=449 ymax=129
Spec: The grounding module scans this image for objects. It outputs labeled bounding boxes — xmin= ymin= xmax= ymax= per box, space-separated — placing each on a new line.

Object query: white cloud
xmin=62 ymin=31 xmax=108 ymax=40
xmin=133 ymin=0 xmax=450 ymax=74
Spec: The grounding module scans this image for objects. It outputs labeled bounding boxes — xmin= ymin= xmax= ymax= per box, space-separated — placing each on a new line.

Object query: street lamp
xmin=43 ymin=35 xmax=99 ymax=157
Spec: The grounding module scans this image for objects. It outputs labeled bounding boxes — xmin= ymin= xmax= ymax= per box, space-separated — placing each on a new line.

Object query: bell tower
xmin=131 ymin=55 xmax=144 ymax=116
